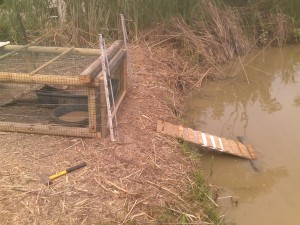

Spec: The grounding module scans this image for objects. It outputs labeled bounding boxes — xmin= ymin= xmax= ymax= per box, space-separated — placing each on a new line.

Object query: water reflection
xmin=188 ymin=46 xmax=300 ymax=137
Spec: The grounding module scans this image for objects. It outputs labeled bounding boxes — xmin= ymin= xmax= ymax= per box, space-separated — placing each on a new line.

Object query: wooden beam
xmin=29 ymin=47 xmax=75 ymax=74
xmin=0 ymin=72 xmax=84 ymax=86
xmin=108 ymin=49 xmax=127 ymax=73
xmin=94 ymin=79 xmax=102 ymax=134
xmin=1 ymin=45 xmax=101 ymax=56
xmin=80 ymin=40 xmax=124 ymax=83
xmin=0 ymin=122 xmax=97 ymax=138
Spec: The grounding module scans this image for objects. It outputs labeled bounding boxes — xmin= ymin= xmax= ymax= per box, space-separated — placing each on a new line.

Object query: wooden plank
xmin=0 ymin=121 xmax=97 ymax=138
xmin=156 ymin=120 xmax=257 ymax=160
xmin=2 ymin=45 xmax=101 ymax=56
xmin=80 ymin=41 xmax=124 ymax=83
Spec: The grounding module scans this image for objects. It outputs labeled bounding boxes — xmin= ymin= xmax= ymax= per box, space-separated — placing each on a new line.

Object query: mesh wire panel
xmin=0 ymin=51 xmax=97 ymax=75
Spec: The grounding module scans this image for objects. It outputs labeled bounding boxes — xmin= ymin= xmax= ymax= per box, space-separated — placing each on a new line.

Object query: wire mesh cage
xmin=0 ymin=41 xmax=127 ymax=138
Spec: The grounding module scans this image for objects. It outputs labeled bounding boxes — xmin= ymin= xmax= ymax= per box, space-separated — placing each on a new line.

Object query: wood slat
xmin=205 ymin=133 xmax=213 ymax=148
xmin=187 ymin=128 xmax=196 ymax=143
xmin=246 ymin=144 xmax=257 ymax=159
xmin=237 ymin=141 xmax=252 ymax=158
xmin=183 ymin=127 xmax=189 ymax=141
xmin=227 ymin=140 xmax=243 ymax=157
xmin=221 ymin=138 xmax=231 ymax=154
xmin=210 ymin=135 xmax=220 ymax=150
xmin=197 ymin=131 xmax=204 ymax=146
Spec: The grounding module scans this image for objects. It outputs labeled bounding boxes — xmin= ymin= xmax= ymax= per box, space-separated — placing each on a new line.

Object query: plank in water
xmin=156 ymin=120 xmax=256 ymax=160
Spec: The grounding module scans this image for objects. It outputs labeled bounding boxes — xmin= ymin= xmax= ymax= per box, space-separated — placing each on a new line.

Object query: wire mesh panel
xmin=0 ymin=42 xmax=126 ymax=138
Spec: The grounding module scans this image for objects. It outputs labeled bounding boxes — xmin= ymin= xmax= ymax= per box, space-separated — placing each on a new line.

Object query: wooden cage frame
xmin=0 ymin=41 xmax=127 ymax=138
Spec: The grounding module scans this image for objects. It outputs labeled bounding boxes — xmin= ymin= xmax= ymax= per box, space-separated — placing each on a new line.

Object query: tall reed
xmin=1 ymin=0 xmax=202 ymax=46
xmin=1 ymin=0 xmax=299 ymax=46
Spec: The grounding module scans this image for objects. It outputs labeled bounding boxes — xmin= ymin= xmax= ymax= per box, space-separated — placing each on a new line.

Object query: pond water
xmin=184 ymin=46 xmax=300 ymax=225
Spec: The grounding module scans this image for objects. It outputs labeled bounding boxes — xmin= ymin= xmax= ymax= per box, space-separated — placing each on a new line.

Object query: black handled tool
xmin=42 ymin=162 xmax=87 ymax=185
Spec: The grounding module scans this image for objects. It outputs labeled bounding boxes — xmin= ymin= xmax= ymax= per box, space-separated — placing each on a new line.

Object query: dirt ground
xmin=0 ymin=44 xmax=206 ymax=225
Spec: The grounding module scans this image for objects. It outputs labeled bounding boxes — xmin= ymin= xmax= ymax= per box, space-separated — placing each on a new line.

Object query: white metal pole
xmin=99 ymin=34 xmax=116 ymax=141
xmin=103 ymin=39 xmax=119 ymax=142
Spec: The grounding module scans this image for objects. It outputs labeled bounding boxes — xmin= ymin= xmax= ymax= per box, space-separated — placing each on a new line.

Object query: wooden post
xmin=87 ymin=85 xmax=97 ymax=134
xmin=99 ymin=76 xmax=108 ymax=138
xmin=94 ymin=78 xmax=102 ymax=138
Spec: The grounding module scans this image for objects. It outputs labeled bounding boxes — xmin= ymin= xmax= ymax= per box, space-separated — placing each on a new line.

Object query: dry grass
xmin=0 ymin=43 xmax=219 ymax=225
xmin=143 ymin=0 xmax=249 ymax=67
xmin=234 ymin=5 xmax=293 ymax=47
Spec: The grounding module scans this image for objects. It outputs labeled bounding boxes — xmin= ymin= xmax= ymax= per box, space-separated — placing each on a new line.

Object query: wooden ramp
xmin=157 ymin=120 xmax=256 ymax=160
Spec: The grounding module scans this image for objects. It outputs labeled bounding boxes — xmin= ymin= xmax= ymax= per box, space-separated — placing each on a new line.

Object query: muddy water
xmin=184 ymin=46 xmax=300 ymax=225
